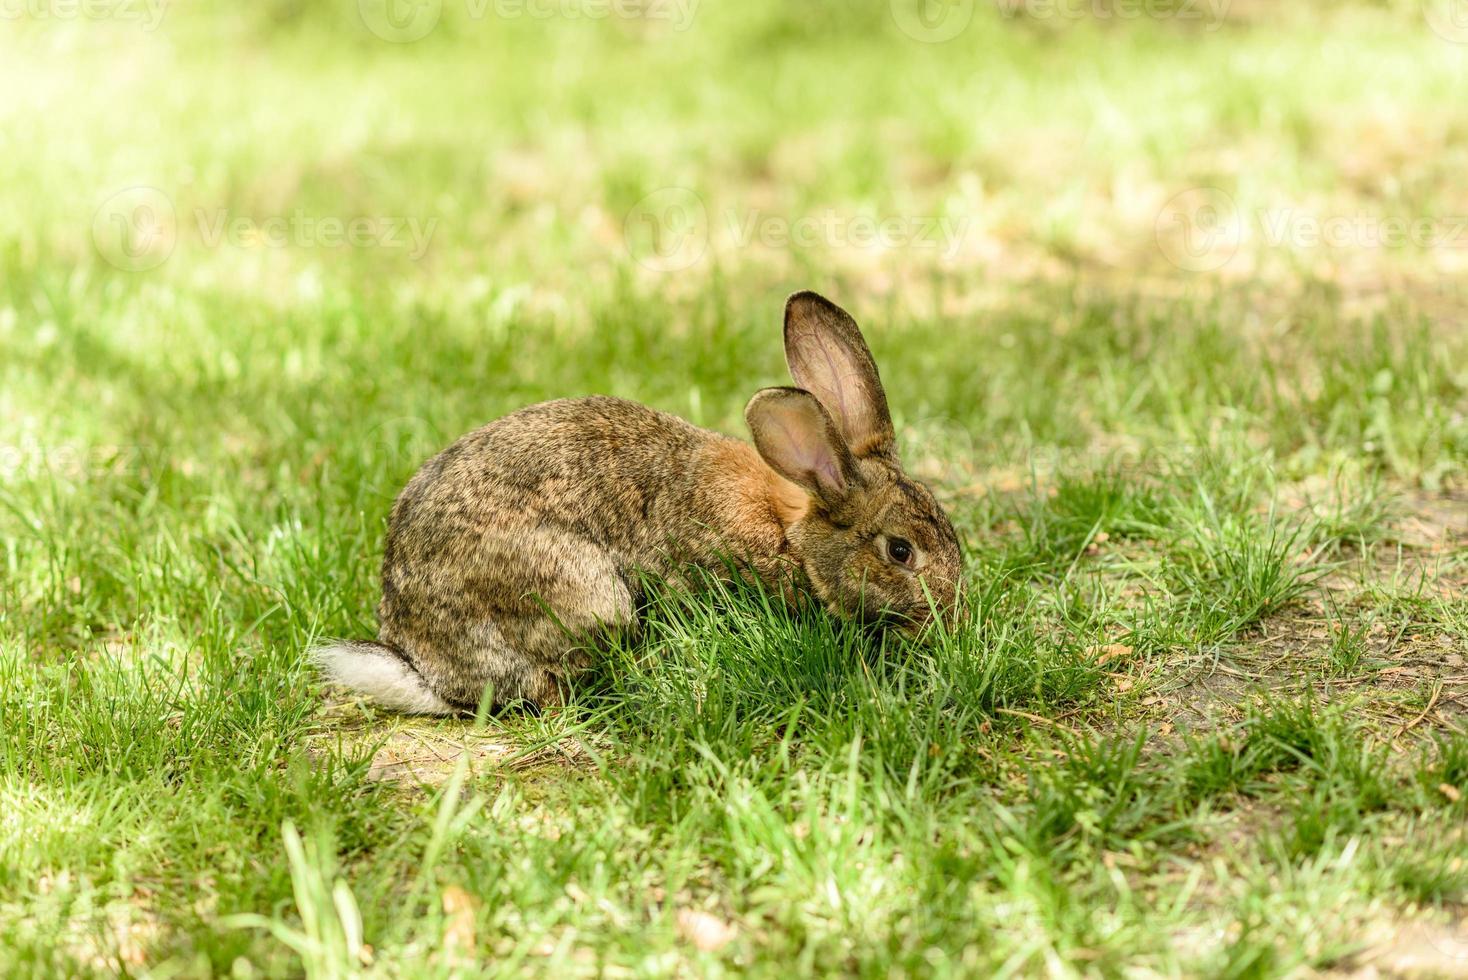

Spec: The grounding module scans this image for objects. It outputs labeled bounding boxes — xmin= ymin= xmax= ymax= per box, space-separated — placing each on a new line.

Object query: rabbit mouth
xmin=861 ymin=603 xmax=934 ymax=637
xmin=880 ymin=590 xmax=965 ymax=639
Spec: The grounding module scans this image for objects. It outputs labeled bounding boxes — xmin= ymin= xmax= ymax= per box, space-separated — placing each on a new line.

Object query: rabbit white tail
xmin=311 ymin=640 xmax=457 ymax=715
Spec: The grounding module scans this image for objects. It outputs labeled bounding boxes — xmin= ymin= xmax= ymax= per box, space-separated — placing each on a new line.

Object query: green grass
xmin=3 ymin=0 xmax=1468 ymax=975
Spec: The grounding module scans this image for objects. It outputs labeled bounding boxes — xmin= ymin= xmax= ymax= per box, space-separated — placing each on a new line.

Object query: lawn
xmin=2 ymin=0 xmax=1467 ymax=975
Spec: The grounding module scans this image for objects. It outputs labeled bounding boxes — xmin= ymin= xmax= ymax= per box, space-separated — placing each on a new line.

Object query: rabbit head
xmin=746 ymin=292 xmax=963 ymax=632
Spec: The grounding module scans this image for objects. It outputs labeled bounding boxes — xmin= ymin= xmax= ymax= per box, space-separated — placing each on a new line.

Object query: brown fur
xmin=325 ymin=292 xmax=963 ymax=712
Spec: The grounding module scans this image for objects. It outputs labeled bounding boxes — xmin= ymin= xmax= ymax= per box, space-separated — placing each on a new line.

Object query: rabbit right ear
xmin=783 ymin=291 xmax=896 ymax=458
xmin=745 ymin=387 xmax=858 ymax=506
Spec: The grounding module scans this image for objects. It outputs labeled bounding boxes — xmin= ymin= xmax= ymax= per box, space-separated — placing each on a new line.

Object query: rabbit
xmin=313 ymin=291 xmax=963 ymax=714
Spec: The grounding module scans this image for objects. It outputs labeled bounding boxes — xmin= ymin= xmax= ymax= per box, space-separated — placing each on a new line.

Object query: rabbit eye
xmin=886 ymin=537 xmax=914 ymax=566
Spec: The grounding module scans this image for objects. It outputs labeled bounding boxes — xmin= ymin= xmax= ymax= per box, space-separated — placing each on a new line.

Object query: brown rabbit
xmin=314 ymin=291 xmax=962 ymax=714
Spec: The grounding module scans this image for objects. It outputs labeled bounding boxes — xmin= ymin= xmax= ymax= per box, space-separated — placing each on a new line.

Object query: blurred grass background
xmin=2 ymin=0 xmax=1467 ymax=975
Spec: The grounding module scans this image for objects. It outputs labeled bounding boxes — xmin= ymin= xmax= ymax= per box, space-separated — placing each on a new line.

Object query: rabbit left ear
xmin=745 ymin=386 xmax=857 ymax=506
xmin=783 ymin=291 xmax=895 ymax=458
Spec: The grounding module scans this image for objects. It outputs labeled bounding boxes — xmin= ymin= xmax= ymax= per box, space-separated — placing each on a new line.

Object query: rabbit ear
xmin=783 ymin=291 xmax=895 ymax=458
xmin=745 ymin=387 xmax=858 ymax=505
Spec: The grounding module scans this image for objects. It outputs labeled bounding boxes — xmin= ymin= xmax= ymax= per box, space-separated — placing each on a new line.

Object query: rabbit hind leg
xmin=422 ymin=532 xmax=636 ymax=711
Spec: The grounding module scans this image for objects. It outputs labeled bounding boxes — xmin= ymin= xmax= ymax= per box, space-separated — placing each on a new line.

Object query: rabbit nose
xmin=922 ymin=573 xmax=961 ymax=611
